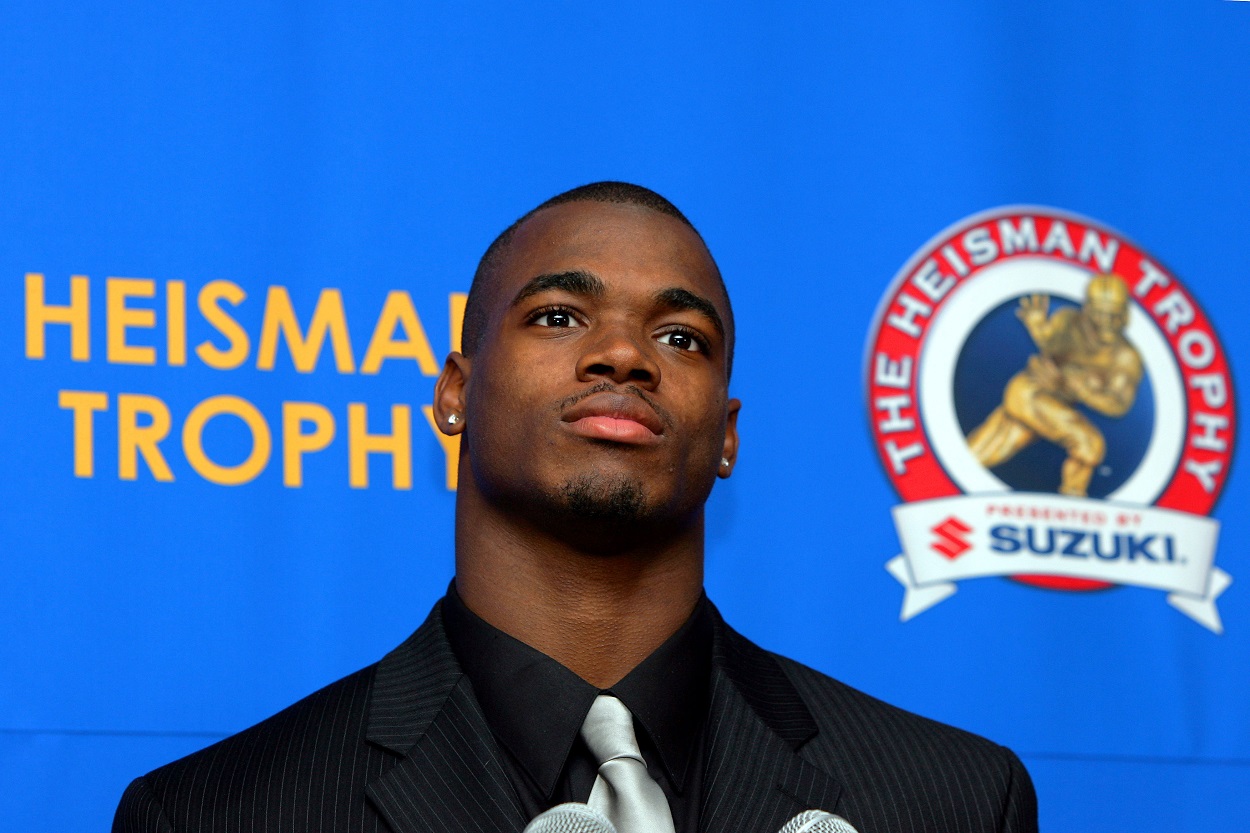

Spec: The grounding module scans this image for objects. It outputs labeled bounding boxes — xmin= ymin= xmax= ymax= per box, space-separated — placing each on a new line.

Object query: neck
xmin=453 ymin=482 xmax=705 ymax=689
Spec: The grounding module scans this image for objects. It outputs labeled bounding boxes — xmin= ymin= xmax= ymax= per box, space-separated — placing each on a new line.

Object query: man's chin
xmin=559 ymin=474 xmax=648 ymax=525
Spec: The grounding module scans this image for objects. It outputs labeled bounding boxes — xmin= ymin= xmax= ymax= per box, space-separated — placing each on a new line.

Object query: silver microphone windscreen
xmin=523 ymin=802 xmax=618 ymax=833
xmin=778 ymin=809 xmax=860 ymax=833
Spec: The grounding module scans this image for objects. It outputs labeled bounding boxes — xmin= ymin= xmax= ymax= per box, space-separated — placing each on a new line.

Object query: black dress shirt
xmin=442 ymin=586 xmax=713 ymax=832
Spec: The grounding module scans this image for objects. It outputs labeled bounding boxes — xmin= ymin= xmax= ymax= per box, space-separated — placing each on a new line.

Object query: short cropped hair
xmin=461 ymin=181 xmax=733 ymax=373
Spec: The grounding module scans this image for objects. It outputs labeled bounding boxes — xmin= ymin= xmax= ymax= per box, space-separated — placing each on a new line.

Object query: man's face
xmin=451 ymin=200 xmax=738 ymax=537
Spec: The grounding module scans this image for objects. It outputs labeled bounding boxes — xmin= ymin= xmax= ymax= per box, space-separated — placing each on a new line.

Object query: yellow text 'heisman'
xmin=25 ymin=273 xmax=465 ymax=376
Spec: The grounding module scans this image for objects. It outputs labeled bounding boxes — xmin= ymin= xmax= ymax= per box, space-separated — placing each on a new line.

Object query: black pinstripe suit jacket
xmin=114 ymin=600 xmax=1037 ymax=833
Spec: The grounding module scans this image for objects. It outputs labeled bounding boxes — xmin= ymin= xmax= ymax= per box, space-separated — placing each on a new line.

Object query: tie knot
xmin=580 ymin=694 xmax=644 ymax=766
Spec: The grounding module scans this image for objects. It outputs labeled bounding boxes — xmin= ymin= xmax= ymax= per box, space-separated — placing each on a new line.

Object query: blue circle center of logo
xmin=952 ymin=297 xmax=1155 ymax=499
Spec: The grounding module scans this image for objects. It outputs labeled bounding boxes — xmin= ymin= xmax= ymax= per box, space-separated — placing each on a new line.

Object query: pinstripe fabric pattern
xmin=114 ymin=600 xmax=1036 ymax=833
xmin=699 ymin=663 xmax=842 ymax=833
xmin=707 ymin=621 xmax=1037 ymax=833
xmin=365 ymin=677 xmax=526 ymax=833
xmin=113 ymin=667 xmax=388 ymax=833
xmin=113 ymin=605 xmax=526 ymax=833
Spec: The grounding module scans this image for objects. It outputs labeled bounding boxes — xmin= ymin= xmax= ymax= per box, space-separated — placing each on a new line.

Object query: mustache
xmin=556 ymin=381 xmax=675 ymax=431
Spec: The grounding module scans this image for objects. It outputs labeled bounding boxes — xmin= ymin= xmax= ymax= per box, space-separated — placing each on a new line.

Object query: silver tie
xmin=579 ymin=694 xmax=676 ymax=833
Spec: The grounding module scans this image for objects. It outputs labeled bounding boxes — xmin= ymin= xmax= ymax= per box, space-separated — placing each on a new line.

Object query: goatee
xmin=560 ymin=474 xmax=646 ymax=525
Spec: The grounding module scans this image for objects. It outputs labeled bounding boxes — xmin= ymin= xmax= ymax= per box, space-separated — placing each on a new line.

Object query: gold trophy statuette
xmin=966 ymin=274 xmax=1144 ymax=497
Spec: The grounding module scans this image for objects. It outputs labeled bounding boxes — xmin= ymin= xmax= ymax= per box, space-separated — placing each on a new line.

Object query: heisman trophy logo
xmin=865 ymin=207 xmax=1235 ymax=632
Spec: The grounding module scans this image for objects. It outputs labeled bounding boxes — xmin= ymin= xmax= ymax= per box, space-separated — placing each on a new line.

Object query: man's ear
xmin=718 ymin=397 xmax=741 ymax=478
xmin=432 ymin=352 xmax=471 ymax=436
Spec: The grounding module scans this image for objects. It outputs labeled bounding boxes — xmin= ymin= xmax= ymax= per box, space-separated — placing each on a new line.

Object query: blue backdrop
xmin=3 ymin=3 xmax=1248 ymax=831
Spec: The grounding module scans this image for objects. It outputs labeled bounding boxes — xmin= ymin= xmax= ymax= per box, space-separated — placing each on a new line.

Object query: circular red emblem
xmin=865 ymin=206 xmax=1235 ymax=591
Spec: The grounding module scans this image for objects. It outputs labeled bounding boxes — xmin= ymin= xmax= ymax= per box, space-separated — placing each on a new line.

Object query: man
xmin=115 ymin=182 xmax=1038 ymax=833
xmin=967 ymin=274 xmax=1143 ymax=496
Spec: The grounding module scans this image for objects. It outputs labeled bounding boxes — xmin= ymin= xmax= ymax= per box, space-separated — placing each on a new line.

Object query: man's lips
xmin=560 ymin=392 xmax=665 ymax=444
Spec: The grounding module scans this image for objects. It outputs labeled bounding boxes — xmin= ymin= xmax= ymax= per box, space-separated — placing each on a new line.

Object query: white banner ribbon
xmin=885 ymin=493 xmax=1230 ymax=633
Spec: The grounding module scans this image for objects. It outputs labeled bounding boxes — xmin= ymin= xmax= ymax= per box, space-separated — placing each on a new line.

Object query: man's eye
xmin=657 ymin=330 xmax=704 ymax=352
xmin=532 ymin=309 xmax=580 ymax=328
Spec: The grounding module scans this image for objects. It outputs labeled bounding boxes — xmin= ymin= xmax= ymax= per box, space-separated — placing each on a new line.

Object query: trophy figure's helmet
xmin=1084 ymin=273 xmax=1131 ymax=343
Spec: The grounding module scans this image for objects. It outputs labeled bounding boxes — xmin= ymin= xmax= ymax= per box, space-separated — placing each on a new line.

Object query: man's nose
xmin=576 ymin=327 xmax=661 ymax=389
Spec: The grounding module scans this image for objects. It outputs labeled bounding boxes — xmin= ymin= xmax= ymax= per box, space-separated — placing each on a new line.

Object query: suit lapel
xmin=364 ymin=604 xmax=527 ymax=833
xmin=359 ymin=599 xmax=842 ymax=833
xmin=701 ymin=614 xmax=844 ymax=833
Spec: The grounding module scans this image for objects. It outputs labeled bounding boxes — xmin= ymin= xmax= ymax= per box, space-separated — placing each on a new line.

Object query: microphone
xmin=523 ymin=802 xmax=618 ymax=833
xmin=779 ymin=809 xmax=860 ymax=833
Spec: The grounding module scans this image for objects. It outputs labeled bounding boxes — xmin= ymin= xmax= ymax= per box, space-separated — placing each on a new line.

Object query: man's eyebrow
xmin=510 ymin=270 xmax=605 ymax=306
xmin=654 ymin=287 xmax=725 ymax=338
